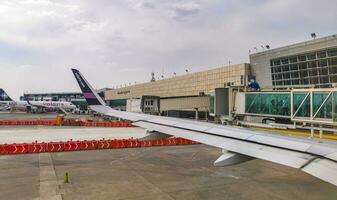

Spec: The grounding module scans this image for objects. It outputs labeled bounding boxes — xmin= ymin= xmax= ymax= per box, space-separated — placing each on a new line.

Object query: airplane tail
xmin=71 ymin=69 xmax=106 ymax=106
xmin=0 ymin=89 xmax=13 ymax=101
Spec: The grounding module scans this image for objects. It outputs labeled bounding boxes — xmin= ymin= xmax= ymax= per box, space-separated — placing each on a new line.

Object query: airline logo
xmin=41 ymin=102 xmax=65 ymax=107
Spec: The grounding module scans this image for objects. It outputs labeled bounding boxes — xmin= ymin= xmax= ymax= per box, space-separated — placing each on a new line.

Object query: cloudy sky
xmin=1 ymin=0 xmax=337 ymax=99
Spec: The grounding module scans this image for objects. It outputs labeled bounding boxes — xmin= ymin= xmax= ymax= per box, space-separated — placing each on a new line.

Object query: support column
xmin=195 ymin=108 xmax=199 ymax=121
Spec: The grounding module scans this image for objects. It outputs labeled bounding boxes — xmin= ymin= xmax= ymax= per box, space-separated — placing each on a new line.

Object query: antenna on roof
xmin=311 ymin=33 xmax=317 ymax=39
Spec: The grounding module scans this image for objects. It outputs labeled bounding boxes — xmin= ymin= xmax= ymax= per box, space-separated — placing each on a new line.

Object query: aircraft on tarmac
xmin=71 ymin=68 xmax=337 ymax=187
xmin=0 ymin=89 xmax=76 ymax=113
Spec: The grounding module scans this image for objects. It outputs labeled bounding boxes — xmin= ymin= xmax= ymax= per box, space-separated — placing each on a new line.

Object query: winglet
xmin=71 ymin=68 xmax=106 ymax=106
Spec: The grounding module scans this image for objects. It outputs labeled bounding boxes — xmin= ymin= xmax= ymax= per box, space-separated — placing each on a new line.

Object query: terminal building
xmin=104 ymin=34 xmax=337 ymax=135
xmin=105 ymin=63 xmax=251 ymax=118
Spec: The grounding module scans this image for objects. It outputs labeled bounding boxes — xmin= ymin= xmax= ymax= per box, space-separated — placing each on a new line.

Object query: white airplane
xmin=71 ymin=68 xmax=337 ymax=187
xmin=0 ymin=89 xmax=76 ymax=113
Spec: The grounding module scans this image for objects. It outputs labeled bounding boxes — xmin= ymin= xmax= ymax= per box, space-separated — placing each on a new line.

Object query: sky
xmin=0 ymin=0 xmax=337 ymax=99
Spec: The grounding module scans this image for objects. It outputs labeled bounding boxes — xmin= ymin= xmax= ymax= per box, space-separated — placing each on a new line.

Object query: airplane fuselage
xmin=0 ymin=100 xmax=76 ymax=112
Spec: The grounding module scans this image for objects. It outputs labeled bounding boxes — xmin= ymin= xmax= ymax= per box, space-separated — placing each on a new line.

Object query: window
xmin=307 ymin=53 xmax=316 ymax=60
xmin=282 ymin=65 xmax=290 ymax=72
xmin=308 ymin=61 xmax=317 ymax=68
xmin=318 ymin=68 xmax=328 ymax=76
xmin=299 ymin=63 xmax=307 ymax=70
xmin=283 ymin=73 xmax=290 ymax=79
xmin=300 ymin=71 xmax=308 ymax=78
xmin=291 ymin=72 xmax=299 ymax=78
xmin=318 ymin=51 xmax=327 ymax=58
xmin=329 ymin=58 xmax=337 ymax=66
xmin=310 ymin=77 xmax=319 ymax=84
xmin=273 ymin=60 xmax=281 ymax=66
xmin=281 ymin=59 xmax=289 ymax=65
xmin=299 ymin=55 xmax=307 ymax=61
xmin=292 ymin=79 xmax=300 ymax=85
xmin=290 ymin=64 xmax=299 ymax=71
xmin=309 ymin=69 xmax=318 ymax=76
xmin=328 ymin=48 xmax=337 ymax=57
xmin=290 ymin=57 xmax=298 ymax=63
xmin=319 ymin=59 xmax=328 ymax=67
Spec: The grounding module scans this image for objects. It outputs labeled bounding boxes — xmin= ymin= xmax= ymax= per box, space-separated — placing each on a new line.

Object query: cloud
xmin=0 ymin=0 xmax=336 ymax=99
xmin=171 ymin=2 xmax=201 ymax=18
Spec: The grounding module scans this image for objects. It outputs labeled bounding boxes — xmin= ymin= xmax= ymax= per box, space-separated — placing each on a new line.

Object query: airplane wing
xmin=71 ymin=68 xmax=337 ymax=187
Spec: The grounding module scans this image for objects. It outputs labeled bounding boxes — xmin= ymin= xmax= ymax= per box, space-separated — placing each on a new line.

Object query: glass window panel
xmin=299 ymin=55 xmax=306 ymax=61
xmin=283 ymin=80 xmax=291 ymax=85
xmin=329 ymin=58 xmax=337 ymax=66
xmin=331 ymin=75 xmax=337 ymax=83
xmin=313 ymin=92 xmax=332 ymax=119
xmin=276 ymin=74 xmax=282 ymax=79
xmin=318 ymin=51 xmax=327 ymax=58
xmin=310 ymin=77 xmax=318 ymax=84
xmin=290 ymin=57 xmax=298 ymax=63
xmin=291 ymin=72 xmax=299 ymax=78
xmin=275 ymin=66 xmax=282 ymax=73
xmin=293 ymin=93 xmax=310 ymax=117
xmin=292 ymin=79 xmax=300 ymax=85
xmin=330 ymin=66 xmax=337 ymax=74
xmin=319 ymin=59 xmax=328 ymax=67
xmin=282 ymin=65 xmax=290 ymax=72
xmin=290 ymin=64 xmax=299 ymax=71
xmin=309 ymin=69 xmax=318 ymax=76
xmin=300 ymin=71 xmax=308 ymax=77
xmin=307 ymin=53 xmax=316 ymax=60
xmin=283 ymin=73 xmax=290 ymax=79
xmin=319 ymin=76 xmax=329 ymax=84
xmin=273 ymin=60 xmax=281 ymax=66
xmin=308 ymin=61 xmax=317 ymax=68
xmin=299 ymin=63 xmax=307 ymax=70
xmin=301 ymin=78 xmax=309 ymax=85
xmin=319 ymin=67 xmax=328 ymax=76
xmin=281 ymin=59 xmax=289 ymax=65
xmin=245 ymin=93 xmax=290 ymax=116
xmin=328 ymin=48 xmax=337 ymax=57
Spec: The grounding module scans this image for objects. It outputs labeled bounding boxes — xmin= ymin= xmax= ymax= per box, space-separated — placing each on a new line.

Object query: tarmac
xmin=0 ymin=126 xmax=147 ymax=143
xmin=0 ymin=145 xmax=337 ymax=200
xmin=1 ymin=112 xmax=337 ymax=199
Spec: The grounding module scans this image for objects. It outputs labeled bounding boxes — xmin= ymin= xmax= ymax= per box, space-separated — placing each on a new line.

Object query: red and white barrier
xmin=0 ymin=138 xmax=200 ymax=155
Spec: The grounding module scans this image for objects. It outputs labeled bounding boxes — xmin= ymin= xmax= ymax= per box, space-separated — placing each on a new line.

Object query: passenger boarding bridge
xmin=209 ymin=87 xmax=337 ymax=136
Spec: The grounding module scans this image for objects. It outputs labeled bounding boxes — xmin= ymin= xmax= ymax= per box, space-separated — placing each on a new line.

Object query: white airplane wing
xmin=71 ymin=68 xmax=337 ymax=187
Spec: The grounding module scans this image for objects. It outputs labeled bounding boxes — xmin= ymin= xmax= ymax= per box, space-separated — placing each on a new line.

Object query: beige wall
xmin=106 ymin=63 xmax=250 ymax=100
xmin=161 ymin=96 xmax=209 ymax=111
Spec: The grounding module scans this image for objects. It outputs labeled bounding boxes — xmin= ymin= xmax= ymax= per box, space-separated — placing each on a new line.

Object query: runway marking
xmin=39 ymin=153 xmax=62 ymax=200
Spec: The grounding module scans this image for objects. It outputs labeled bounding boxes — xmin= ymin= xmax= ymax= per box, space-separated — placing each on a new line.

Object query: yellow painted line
xmin=253 ymin=127 xmax=337 ymax=141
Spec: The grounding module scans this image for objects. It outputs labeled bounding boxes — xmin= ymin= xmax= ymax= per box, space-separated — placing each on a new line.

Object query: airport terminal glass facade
xmin=245 ymin=92 xmax=291 ymax=116
xmin=270 ymin=47 xmax=337 ymax=87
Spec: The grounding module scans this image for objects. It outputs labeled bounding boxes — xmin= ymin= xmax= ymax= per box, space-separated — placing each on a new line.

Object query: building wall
xmin=161 ymin=96 xmax=209 ymax=111
xmin=250 ymin=34 xmax=337 ymax=87
xmin=105 ymin=63 xmax=250 ymax=100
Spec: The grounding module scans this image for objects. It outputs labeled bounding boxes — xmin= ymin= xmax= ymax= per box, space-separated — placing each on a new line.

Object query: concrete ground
xmin=0 ymin=145 xmax=336 ymax=200
xmin=0 ymin=126 xmax=147 ymax=143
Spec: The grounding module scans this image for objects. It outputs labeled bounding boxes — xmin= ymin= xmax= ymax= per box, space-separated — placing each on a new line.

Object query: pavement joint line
xmin=39 ymin=153 xmax=63 ymax=200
